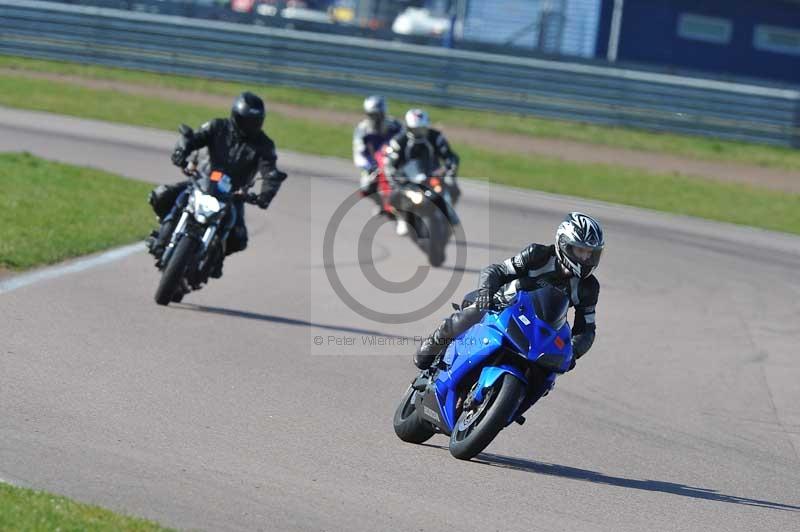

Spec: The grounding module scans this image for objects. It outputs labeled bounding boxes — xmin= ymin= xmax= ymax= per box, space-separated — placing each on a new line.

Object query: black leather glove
xmin=473 ymin=288 xmax=496 ymax=311
xmin=171 ymin=146 xmax=188 ymax=168
xmin=256 ymin=193 xmax=272 ymax=209
xmin=269 ymin=169 xmax=288 ymax=181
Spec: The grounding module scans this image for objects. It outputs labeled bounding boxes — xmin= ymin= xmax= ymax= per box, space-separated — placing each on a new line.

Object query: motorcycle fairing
xmin=424 ymin=322 xmax=506 ymax=432
xmin=511 ymin=289 xmax=574 ymax=374
xmin=423 ymin=288 xmax=574 ymax=433
xmin=472 ymin=364 xmax=527 ymax=404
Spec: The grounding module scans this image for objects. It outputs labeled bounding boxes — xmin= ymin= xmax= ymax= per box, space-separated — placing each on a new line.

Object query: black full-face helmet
xmin=555 ymin=212 xmax=605 ymax=278
xmin=231 ymin=91 xmax=265 ymax=138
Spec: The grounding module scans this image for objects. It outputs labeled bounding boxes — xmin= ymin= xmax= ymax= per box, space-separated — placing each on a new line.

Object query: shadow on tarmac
xmin=475 ymin=452 xmax=800 ymax=512
xmin=418 ymin=444 xmax=799 ymax=511
xmin=177 ymin=303 xmax=405 ymax=340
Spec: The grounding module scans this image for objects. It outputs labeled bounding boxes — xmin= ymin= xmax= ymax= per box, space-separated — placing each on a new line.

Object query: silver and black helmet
xmin=555 ymin=212 xmax=605 ymax=278
xmin=363 ymin=95 xmax=387 ymax=129
xmin=404 ymin=108 xmax=430 ymax=142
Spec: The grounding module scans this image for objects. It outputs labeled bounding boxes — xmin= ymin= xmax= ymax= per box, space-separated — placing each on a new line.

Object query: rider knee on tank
xmin=414 ymin=296 xmax=490 ymax=370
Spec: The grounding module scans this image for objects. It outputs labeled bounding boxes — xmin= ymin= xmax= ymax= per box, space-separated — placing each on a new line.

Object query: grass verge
xmin=0 ymin=152 xmax=154 ymax=270
xmin=2 ymin=54 xmax=800 ymax=172
xmin=464 ymin=147 xmax=800 ymax=234
xmin=0 ymin=482 xmax=172 ymax=531
xmin=0 ymin=74 xmax=798 ymax=236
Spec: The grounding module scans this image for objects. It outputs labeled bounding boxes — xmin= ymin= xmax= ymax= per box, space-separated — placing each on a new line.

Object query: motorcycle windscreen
xmin=530 ymin=286 xmax=569 ymax=331
xmin=401 ymin=159 xmax=429 ymax=183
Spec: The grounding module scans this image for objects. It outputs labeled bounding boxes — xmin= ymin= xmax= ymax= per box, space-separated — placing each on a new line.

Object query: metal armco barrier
xmin=2 ymin=0 xmax=799 ymax=147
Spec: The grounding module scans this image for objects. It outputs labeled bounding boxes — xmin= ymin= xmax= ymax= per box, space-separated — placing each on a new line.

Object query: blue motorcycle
xmin=393 ymin=286 xmax=574 ymax=460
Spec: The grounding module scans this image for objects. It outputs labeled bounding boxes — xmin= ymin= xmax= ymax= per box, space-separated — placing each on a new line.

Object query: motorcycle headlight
xmin=405 ymin=190 xmax=424 ymax=205
xmin=191 ymin=190 xmax=221 ymax=223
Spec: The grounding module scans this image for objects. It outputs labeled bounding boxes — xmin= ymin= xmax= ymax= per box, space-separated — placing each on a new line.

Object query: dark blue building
xmin=596 ymin=0 xmax=800 ymax=85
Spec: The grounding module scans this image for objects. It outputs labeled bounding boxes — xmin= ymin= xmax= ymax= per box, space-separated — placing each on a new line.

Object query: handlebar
xmin=179 ymin=164 xmax=262 ymax=205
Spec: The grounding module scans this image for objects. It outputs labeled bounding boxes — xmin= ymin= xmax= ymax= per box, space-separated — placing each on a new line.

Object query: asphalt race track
xmin=1 ymin=107 xmax=799 ymax=531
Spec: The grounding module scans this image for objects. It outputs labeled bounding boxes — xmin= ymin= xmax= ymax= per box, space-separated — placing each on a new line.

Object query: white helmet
xmin=555 ymin=212 xmax=605 ymax=278
xmin=363 ymin=95 xmax=386 ymax=129
xmin=363 ymin=95 xmax=386 ymax=115
xmin=404 ymin=108 xmax=430 ymax=140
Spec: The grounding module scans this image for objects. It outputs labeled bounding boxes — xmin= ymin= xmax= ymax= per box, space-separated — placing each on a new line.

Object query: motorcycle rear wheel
xmin=155 ymin=236 xmax=197 ymax=306
xmin=449 ymin=373 xmax=525 ymax=460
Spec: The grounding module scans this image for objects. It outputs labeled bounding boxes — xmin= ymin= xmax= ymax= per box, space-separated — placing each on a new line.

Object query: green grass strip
xmin=3 ymin=54 xmax=800 ymax=171
xmin=0 ymin=74 xmax=798 ymax=237
xmin=464 ymin=147 xmax=800 ymax=234
xmin=0 ymin=152 xmax=154 ymax=269
xmin=0 ymin=75 xmax=347 ymax=158
xmin=0 ymin=482 xmax=173 ymax=531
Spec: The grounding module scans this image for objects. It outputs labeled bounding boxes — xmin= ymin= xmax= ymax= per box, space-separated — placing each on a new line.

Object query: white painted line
xmin=0 ymin=242 xmax=144 ymax=295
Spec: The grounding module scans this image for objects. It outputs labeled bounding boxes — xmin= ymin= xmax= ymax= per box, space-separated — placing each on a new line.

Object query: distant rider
xmin=352 ymin=95 xmax=403 ymax=213
xmin=384 ymin=108 xmax=460 ymax=236
xmin=414 ymin=212 xmax=604 ymax=371
xmin=146 ymin=91 xmax=288 ymax=278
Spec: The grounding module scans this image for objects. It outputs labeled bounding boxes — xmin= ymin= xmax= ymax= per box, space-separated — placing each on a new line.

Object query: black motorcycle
xmin=391 ymin=160 xmax=459 ymax=267
xmin=152 ymin=143 xmax=259 ymax=306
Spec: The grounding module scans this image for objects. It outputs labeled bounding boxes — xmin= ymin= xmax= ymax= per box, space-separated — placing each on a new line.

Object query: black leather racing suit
xmin=384 ymin=128 xmax=460 ymax=204
xmin=157 ymin=117 xmax=287 ymax=257
xmin=414 ymin=243 xmax=599 ymax=369
xmin=178 ymin=117 xmax=285 ymax=205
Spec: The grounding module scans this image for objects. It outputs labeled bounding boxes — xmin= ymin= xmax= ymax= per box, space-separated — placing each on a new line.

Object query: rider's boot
xmin=396 ymin=217 xmax=410 ymax=236
xmin=414 ymin=329 xmax=448 ymax=370
xmin=145 ymin=229 xmax=160 ymax=256
xmin=210 ymin=255 xmax=224 ymax=279
xmin=149 ymin=219 xmax=177 ymax=260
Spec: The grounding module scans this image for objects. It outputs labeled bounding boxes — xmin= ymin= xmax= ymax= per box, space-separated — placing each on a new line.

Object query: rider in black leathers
xmin=414 ymin=213 xmax=605 ymax=371
xmin=147 ymin=92 xmax=287 ymax=277
xmin=384 ymin=108 xmax=460 ymax=204
xmin=383 ymin=109 xmax=460 ymax=235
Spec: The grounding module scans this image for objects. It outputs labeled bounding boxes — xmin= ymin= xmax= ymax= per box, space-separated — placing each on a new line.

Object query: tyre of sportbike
xmin=426 ymin=210 xmax=447 ymax=268
xmin=393 ymin=384 xmax=436 ymax=444
xmin=154 ymin=236 xmax=197 ymax=306
xmin=449 ymin=373 xmax=525 ymax=460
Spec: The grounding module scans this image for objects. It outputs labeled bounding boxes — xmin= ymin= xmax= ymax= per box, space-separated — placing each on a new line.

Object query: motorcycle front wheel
xmin=425 ymin=210 xmax=447 ymax=267
xmin=393 ymin=384 xmax=436 ymax=444
xmin=155 ymin=236 xmax=197 ymax=306
xmin=449 ymin=373 xmax=525 ymax=460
